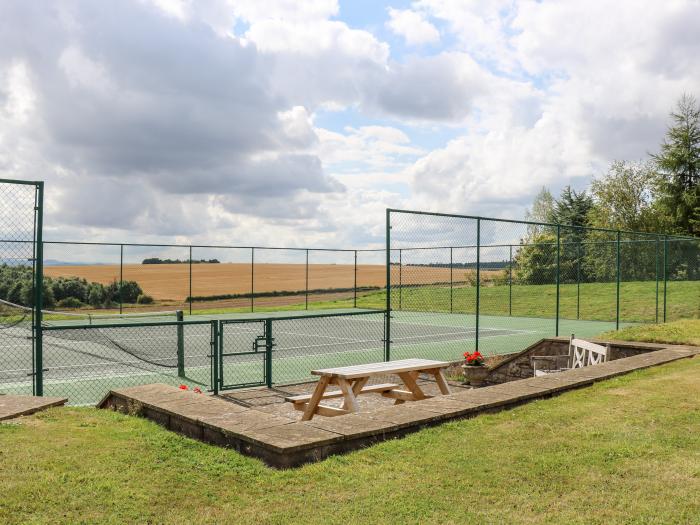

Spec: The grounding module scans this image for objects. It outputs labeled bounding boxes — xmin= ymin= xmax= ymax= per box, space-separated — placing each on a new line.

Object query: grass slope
xmin=184 ymin=280 xmax=699 ymax=323
xmin=601 ymin=318 xmax=700 ymax=346
xmin=2 ymin=356 xmax=699 ymax=523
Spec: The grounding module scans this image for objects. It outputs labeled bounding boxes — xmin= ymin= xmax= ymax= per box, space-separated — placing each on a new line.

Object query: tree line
xmin=516 ymin=94 xmax=699 ymax=285
xmin=142 ymin=258 xmax=220 ymax=264
xmin=0 ymin=264 xmax=151 ymax=309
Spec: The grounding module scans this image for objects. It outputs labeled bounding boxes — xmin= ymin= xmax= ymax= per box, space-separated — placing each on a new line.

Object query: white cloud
xmin=386 ymin=7 xmax=439 ymax=46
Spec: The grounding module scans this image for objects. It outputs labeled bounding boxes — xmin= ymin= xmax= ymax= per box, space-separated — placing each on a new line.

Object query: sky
xmin=1 ymin=0 xmax=699 ymax=255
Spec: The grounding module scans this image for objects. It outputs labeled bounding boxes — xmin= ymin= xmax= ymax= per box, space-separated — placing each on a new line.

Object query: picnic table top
xmin=311 ymin=358 xmax=450 ymax=379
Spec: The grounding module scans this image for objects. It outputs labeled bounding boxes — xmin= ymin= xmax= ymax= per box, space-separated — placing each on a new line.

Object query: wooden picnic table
xmin=285 ymin=358 xmax=452 ymax=421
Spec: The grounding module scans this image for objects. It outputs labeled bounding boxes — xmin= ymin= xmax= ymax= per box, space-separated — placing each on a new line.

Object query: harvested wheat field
xmin=44 ymin=264 xmax=478 ymax=301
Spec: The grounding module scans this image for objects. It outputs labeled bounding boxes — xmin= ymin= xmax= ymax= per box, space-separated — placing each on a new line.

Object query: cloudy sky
xmin=1 ymin=0 xmax=699 ymax=253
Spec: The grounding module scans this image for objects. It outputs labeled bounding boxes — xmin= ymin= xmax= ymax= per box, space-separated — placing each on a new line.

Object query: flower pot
xmin=461 ymin=365 xmax=489 ymax=387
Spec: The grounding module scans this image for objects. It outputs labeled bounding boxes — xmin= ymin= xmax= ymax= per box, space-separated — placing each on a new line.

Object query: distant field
xmin=45 ymin=263 xmax=495 ymax=301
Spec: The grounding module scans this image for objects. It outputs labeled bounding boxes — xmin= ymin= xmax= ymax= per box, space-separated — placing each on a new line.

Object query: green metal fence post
xmin=508 ymin=244 xmax=512 ymax=317
xmin=555 ymin=225 xmax=560 ymax=337
xmin=251 ymin=247 xmax=255 ymax=313
xmin=576 ymin=242 xmax=581 ymax=320
xmin=655 ymin=236 xmax=660 ymax=324
xmin=353 ymin=250 xmax=357 ymax=308
xmin=398 ymin=249 xmax=402 ymax=311
xmin=475 ymin=218 xmax=480 ymax=352
xmin=188 ymin=246 xmax=192 ymax=315
xmin=663 ymin=236 xmax=668 ymax=323
xmin=616 ymin=231 xmax=621 ymax=330
xmin=34 ymin=181 xmax=44 ymax=397
xmin=305 ymin=249 xmax=309 ymax=310
xmin=450 ymin=247 xmax=453 ymax=314
xmin=385 ymin=210 xmax=391 ymax=362
xmin=119 ymin=244 xmax=123 ymax=315
xmin=176 ymin=310 xmax=185 ymax=377
xmin=265 ymin=318 xmax=273 ymax=388
xmin=211 ymin=321 xmax=219 ymax=395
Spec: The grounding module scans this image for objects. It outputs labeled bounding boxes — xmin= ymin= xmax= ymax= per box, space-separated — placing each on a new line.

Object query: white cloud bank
xmin=0 ymin=0 xmax=698 ymax=250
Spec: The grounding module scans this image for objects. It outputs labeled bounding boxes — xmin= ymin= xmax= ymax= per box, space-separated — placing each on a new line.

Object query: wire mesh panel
xmin=219 ymin=320 xmax=269 ymax=389
xmin=41 ymin=320 xmax=214 ymax=405
xmin=388 ymin=212 xmax=479 ymax=362
xmin=253 ymin=248 xmax=307 ymax=311
xmin=665 ymin=237 xmax=700 ymax=321
xmin=269 ymin=311 xmax=386 ymax=386
xmin=191 ymin=247 xmax=252 ymax=314
xmin=122 ymin=244 xmax=191 ymax=313
xmin=307 ymin=249 xmax=356 ymax=310
xmin=618 ymin=233 xmax=660 ymax=324
xmin=355 ymin=249 xmax=386 ymax=310
xmin=0 ymin=180 xmax=40 ymax=396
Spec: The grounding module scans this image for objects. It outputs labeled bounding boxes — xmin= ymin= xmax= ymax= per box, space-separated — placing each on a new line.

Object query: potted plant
xmin=462 ymin=351 xmax=489 ymax=387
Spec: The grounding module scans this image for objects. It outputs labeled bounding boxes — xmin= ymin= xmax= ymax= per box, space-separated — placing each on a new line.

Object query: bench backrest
xmin=569 ymin=335 xmax=609 ymax=369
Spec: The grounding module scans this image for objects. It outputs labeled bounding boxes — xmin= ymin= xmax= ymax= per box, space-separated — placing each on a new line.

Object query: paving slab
xmin=305 ymin=413 xmax=397 ymax=438
xmin=0 ymin=395 xmax=68 ymax=421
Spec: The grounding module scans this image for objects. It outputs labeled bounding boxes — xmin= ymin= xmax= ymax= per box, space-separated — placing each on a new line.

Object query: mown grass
xmin=2 ymin=349 xmax=699 ymax=523
xmin=601 ymin=318 xmax=700 ymax=346
xmin=182 ymin=279 xmax=699 ymax=322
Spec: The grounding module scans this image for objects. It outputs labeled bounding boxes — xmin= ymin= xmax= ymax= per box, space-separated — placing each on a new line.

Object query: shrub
xmin=57 ymin=297 xmax=84 ymax=309
xmin=136 ymin=294 xmax=154 ymax=305
xmin=106 ymin=280 xmax=143 ymax=304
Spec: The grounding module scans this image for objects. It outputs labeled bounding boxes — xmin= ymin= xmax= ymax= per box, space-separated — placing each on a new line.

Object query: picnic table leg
xmin=430 ymin=368 xmax=452 ymax=395
xmin=340 ymin=377 xmax=368 ymax=410
xmin=302 ymin=375 xmax=331 ymax=421
xmin=336 ymin=377 xmax=360 ymax=413
xmin=397 ymin=371 xmax=428 ymax=401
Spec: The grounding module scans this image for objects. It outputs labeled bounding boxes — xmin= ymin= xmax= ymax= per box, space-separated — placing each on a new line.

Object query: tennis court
xmin=0 ymin=303 xmax=625 ymax=405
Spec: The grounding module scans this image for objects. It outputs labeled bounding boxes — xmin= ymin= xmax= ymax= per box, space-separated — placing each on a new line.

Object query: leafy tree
xmin=589 ymin=160 xmax=663 ymax=232
xmin=651 ymin=94 xmax=700 ymax=235
xmin=525 ymin=187 xmax=555 ymax=238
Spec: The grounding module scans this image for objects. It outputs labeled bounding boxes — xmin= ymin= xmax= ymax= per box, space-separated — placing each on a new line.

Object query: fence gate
xmin=0 ymin=179 xmax=43 ymax=396
xmin=217 ymin=319 xmax=272 ymax=390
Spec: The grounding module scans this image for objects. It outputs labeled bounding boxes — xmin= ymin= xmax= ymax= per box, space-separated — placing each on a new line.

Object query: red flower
xmin=179 ymin=384 xmax=188 ymax=390
xmin=193 ymin=387 xmax=202 ymax=394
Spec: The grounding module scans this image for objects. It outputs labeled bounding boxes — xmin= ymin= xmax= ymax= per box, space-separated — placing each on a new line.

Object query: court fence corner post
xmin=663 ymin=235 xmax=668 ymax=323
xmin=34 ymin=180 xmax=44 ymax=397
xmin=188 ymin=246 xmax=192 ymax=315
xmin=176 ymin=310 xmax=185 ymax=378
xmin=265 ymin=319 xmax=273 ymax=388
xmin=555 ymin=224 xmax=560 ymax=337
xmin=385 ymin=209 xmax=391 ymax=362
xmin=615 ymin=230 xmax=621 ymax=330
xmin=475 ymin=218 xmax=480 ymax=352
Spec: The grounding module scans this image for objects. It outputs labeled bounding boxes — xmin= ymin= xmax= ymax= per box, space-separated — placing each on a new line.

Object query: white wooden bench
xmin=531 ymin=334 xmax=610 ymax=377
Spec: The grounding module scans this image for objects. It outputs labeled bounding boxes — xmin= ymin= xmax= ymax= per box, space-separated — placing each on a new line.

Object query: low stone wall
xmin=482 ymin=338 xmax=667 ymax=385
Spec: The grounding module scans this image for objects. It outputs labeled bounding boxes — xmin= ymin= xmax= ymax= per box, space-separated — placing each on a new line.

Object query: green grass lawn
xmin=184 ymin=279 xmax=699 ymax=323
xmin=2 ymin=325 xmax=699 ymax=524
xmin=601 ymin=318 xmax=700 ymax=346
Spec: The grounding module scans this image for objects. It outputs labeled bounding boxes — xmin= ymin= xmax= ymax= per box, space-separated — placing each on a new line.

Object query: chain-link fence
xmin=387 ymin=209 xmax=700 ymax=361
xmin=0 ymin=179 xmax=42 ymax=396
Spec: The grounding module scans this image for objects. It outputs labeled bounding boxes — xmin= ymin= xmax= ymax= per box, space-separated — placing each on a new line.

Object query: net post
xmin=508 ymin=244 xmax=512 ymax=317
xmin=265 ymin=318 xmax=273 ymax=388
xmin=119 ymin=244 xmax=124 ymax=315
xmin=250 ymin=247 xmax=255 ymax=312
xmin=188 ymin=246 xmax=192 ymax=315
xmin=305 ymin=249 xmax=309 ymax=310
xmin=450 ymin=246 xmax=453 ymax=314
xmin=385 ymin=209 xmax=391 ymax=362
xmin=475 ymin=218 xmax=480 ymax=352
xmin=555 ymin=224 xmax=560 ymax=337
xmin=616 ymin=230 xmax=621 ymax=330
xmin=353 ymin=250 xmax=357 ymax=308
xmin=34 ymin=181 xmax=44 ymax=397
xmin=176 ymin=310 xmax=185 ymax=378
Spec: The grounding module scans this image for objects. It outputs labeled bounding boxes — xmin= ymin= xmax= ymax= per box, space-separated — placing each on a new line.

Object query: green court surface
xmin=1 ymin=307 xmax=627 ymax=405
